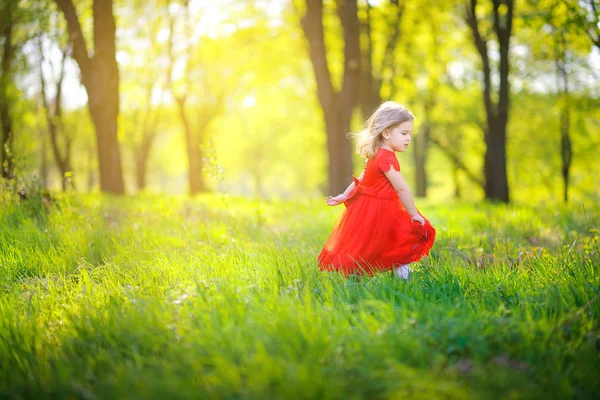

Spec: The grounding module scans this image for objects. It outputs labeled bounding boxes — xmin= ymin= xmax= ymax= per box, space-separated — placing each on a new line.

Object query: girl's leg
xmin=394 ymin=264 xmax=412 ymax=279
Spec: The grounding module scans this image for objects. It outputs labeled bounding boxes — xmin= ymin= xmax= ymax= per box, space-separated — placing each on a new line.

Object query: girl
xmin=318 ymin=101 xmax=435 ymax=279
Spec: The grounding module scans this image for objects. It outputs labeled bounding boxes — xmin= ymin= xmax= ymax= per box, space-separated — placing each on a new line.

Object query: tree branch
xmin=39 ymin=40 xmax=66 ymax=169
xmin=430 ymin=135 xmax=485 ymax=189
xmin=55 ymin=46 xmax=69 ymax=121
xmin=380 ymin=0 xmax=404 ymax=89
xmin=301 ymin=0 xmax=335 ymax=109
xmin=54 ymin=0 xmax=91 ymax=88
xmin=166 ymin=1 xmax=187 ymax=105
xmin=465 ymin=0 xmax=494 ymax=117
xmin=337 ymin=0 xmax=361 ymax=119
xmin=493 ymin=0 xmax=513 ymax=118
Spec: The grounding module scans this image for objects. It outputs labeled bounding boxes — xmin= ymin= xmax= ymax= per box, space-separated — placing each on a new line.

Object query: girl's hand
xmin=325 ymin=194 xmax=346 ymax=206
xmin=411 ymin=214 xmax=425 ymax=225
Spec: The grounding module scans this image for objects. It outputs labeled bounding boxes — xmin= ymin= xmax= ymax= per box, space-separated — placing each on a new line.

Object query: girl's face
xmin=382 ymin=120 xmax=413 ymax=152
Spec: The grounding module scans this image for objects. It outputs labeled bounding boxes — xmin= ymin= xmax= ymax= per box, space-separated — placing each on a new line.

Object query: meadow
xmin=1 ymin=192 xmax=599 ymax=399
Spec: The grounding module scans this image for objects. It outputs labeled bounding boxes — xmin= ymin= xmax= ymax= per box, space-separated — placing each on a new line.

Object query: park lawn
xmin=0 ymin=193 xmax=599 ymax=399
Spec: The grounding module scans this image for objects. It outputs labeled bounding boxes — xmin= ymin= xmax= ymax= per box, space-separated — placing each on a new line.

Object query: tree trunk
xmin=40 ymin=131 xmax=48 ymax=188
xmin=560 ymin=102 xmax=571 ymax=202
xmin=484 ymin=118 xmax=509 ymax=201
xmin=555 ymin=31 xmax=572 ymax=203
xmin=40 ymin=43 xmax=74 ymax=191
xmin=134 ymin=73 xmax=159 ymax=192
xmin=135 ymin=141 xmax=149 ymax=191
xmin=135 ymin=126 xmax=156 ymax=192
xmin=301 ymin=0 xmax=360 ymax=195
xmin=173 ymin=100 xmax=207 ymax=196
xmin=0 ymin=2 xmax=14 ymax=179
xmin=324 ymin=104 xmax=354 ymax=194
xmin=413 ymin=118 xmax=430 ymax=197
xmin=88 ymin=96 xmax=123 ymax=193
xmin=466 ymin=0 xmax=513 ymax=203
xmin=166 ymin=2 xmax=213 ymax=196
xmin=358 ymin=0 xmax=404 ymax=121
xmin=453 ymin=164 xmax=461 ymax=199
xmin=87 ymin=144 xmax=95 ymax=191
xmin=187 ymin=149 xmax=206 ymax=195
xmin=358 ymin=2 xmax=381 ymax=119
xmin=55 ymin=0 xmax=125 ymax=194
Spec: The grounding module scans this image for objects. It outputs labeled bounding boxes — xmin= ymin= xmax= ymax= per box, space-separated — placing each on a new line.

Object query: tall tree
xmin=301 ymin=0 xmax=361 ymax=195
xmin=0 ymin=0 xmax=15 ymax=179
xmin=465 ymin=0 xmax=514 ymax=202
xmin=518 ymin=0 xmax=593 ymax=202
xmin=554 ymin=29 xmax=572 ymax=203
xmin=167 ymin=0 xmax=223 ymax=195
xmin=358 ymin=0 xmax=404 ymax=120
xmin=120 ymin=1 xmax=165 ymax=192
xmin=54 ymin=0 xmax=125 ymax=194
xmin=39 ymin=42 xmax=74 ymax=191
xmin=133 ymin=86 xmax=159 ymax=192
xmin=407 ymin=1 xmax=448 ymax=198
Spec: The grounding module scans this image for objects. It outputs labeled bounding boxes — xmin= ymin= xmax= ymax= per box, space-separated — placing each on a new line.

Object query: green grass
xmin=1 ymin=193 xmax=599 ymax=399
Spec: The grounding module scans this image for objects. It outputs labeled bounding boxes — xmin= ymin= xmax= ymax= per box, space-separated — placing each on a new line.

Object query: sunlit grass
xmin=1 ymin=193 xmax=599 ymax=399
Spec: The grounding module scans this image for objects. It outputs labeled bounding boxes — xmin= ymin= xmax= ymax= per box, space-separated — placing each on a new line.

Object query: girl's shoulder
xmin=374 ymin=148 xmax=400 ymax=173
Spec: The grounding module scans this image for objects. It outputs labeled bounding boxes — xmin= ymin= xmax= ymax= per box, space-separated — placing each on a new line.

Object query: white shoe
xmin=394 ymin=264 xmax=412 ymax=279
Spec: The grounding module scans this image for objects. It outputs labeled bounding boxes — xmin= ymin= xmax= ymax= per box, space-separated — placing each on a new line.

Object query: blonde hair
xmin=350 ymin=101 xmax=415 ymax=160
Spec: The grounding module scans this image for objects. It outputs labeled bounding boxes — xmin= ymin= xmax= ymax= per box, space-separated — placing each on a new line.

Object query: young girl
xmin=318 ymin=101 xmax=435 ymax=279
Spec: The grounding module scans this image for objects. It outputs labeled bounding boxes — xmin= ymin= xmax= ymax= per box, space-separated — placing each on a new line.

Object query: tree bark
xmin=555 ymin=32 xmax=572 ymax=203
xmin=134 ymin=100 xmax=158 ymax=192
xmin=87 ymin=144 xmax=95 ymax=191
xmin=40 ymin=44 xmax=74 ymax=190
xmin=135 ymin=129 xmax=154 ymax=191
xmin=40 ymin=130 xmax=48 ymax=188
xmin=167 ymin=2 xmax=218 ymax=196
xmin=175 ymin=98 xmax=207 ymax=195
xmin=484 ymin=116 xmax=509 ymax=200
xmin=0 ymin=2 xmax=15 ymax=179
xmin=302 ymin=0 xmax=360 ymax=195
xmin=54 ymin=0 xmax=125 ymax=194
xmin=413 ymin=105 xmax=431 ymax=197
xmin=465 ymin=0 xmax=513 ymax=202
xmin=559 ymin=102 xmax=571 ymax=202
xmin=133 ymin=12 xmax=162 ymax=193
xmin=453 ymin=163 xmax=461 ymax=199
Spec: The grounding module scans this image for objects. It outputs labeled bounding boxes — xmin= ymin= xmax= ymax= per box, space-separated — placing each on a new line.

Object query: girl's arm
xmin=383 ymin=168 xmax=425 ymax=225
xmin=325 ymin=170 xmax=366 ymax=206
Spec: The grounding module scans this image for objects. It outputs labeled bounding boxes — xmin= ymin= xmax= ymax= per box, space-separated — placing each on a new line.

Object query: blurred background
xmin=0 ymin=0 xmax=598 ymax=204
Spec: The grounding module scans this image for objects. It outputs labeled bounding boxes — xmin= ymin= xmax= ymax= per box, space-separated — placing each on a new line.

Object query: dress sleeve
xmin=377 ymin=151 xmax=400 ymax=173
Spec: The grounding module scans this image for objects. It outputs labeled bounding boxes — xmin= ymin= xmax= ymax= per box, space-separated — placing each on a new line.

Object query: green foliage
xmin=0 ymin=194 xmax=599 ymax=398
xmin=3 ymin=0 xmax=600 ymax=202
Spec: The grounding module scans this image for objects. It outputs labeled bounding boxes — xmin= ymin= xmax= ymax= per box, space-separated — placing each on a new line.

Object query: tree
xmin=0 ymin=0 xmax=16 ymax=179
xmin=517 ymin=0 xmax=594 ymax=202
xmin=166 ymin=0 xmax=224 ymax=195
xmin=54 ymin=0 xmax=125 ymax=194
xmin=554 ymin=27 xmax=572 ymax=203
xmin=301 ymin=0 xmax=361 ymax=195
xmin=565 ymin=0 xmax=600 ymax=52
xmin=465 ymin=0 xmax=514 ymax=202
xmin=403 ymin=0 xmax=449 ymax=198
xmin=119 ymin=1 xmax=166 ymax=192
xmin=39 ymin=41 xmax=74 ymax=191
xmin=358 ymin=0 xmax=404 ymax=120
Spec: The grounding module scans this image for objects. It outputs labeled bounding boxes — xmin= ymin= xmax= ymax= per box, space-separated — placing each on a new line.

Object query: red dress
xmin=318 ymin=148 xmax=435 ymax=276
